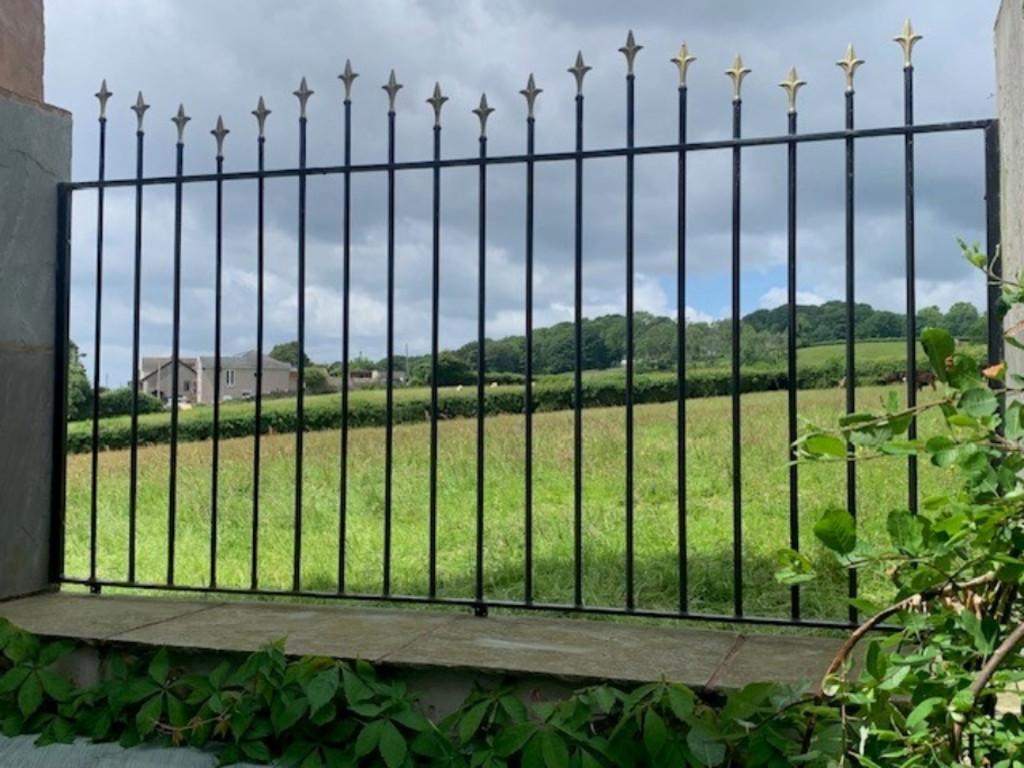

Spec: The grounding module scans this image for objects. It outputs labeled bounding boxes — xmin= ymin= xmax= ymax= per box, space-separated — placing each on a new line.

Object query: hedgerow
xmin=67 ymin=357 xmax=923 ymax=454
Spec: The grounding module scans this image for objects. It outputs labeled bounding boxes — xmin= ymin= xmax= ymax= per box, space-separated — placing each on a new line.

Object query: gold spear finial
xmin=252 ymin=96 xmax=271 ymax=139
xmin=95 ymin=80 xmax=113 ymax=120
xmin=671 ymin=42 xmax=697 ymax=87
xmin=779 ymin=66 xmax=806 ymax=113
xmin=893 ymin=19 xmax=922 ymax=68
xmin=725 ymin=55 xmax=751 ymax=101
xmin=426 ymin=82 xmax=448 ymax=127
xmin=130 ymin=91 xmax=150 ymax=132
xmin=293 ymin=77 xmax=314 ymax=119
xmin=473 ymin=93 xmax=495 ymax=137
xmin=520 ymin=73 xmax=542 ymax=119
xmin=171 ymin=104 xmax=190 ymax=144
xmin=836 ymin=44 xmax=865 ymax=93
xmin=338 ymin=59 xmax=358 ymax=101
xmin=382 ymin=70 xmax=403 ymax=112
xmin=619 ymin=30 xmax=643 ymax=75
xmin=211 ymin=116 xmax=229 ymax=158
xmin=568 ymin=51 xmax=592 ymax=95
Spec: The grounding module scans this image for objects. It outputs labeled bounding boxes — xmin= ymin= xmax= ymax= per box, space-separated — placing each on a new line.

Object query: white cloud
xmin=758 ymin=286 xmax=827 ymax=309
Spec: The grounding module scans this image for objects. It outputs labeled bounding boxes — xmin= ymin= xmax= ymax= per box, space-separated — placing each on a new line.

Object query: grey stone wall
xmin=997 ymin=0 xmax=1024 ymax=375
xmin=0 ymin=93 xmax=71 ymax=599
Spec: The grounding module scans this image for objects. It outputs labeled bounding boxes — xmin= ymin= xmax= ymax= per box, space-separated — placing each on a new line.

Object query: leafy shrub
xmin=783 ymin=241 xmax=1024 ymax=764
xmin=96 ymin=387 xmax=164 ymax=418
xmin=0 ymin=618 xmax=828 ymax=766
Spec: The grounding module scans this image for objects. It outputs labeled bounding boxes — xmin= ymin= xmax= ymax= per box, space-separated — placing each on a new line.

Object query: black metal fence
xmin=50 ymin=22 xmax=1002 ymax=629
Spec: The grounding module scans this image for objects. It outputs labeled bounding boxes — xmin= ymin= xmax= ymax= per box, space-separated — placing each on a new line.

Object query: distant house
xmin=347 ymin=368 xmax=409 ymax=389
xmin=140 ymin=351 xmax=293 ymax=405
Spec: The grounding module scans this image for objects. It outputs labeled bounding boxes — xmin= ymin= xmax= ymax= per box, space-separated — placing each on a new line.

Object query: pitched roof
xmin=139 ymin=357 xmax=196 ymax=383
xmin=198 ymin=350 xmax=292 ymax=370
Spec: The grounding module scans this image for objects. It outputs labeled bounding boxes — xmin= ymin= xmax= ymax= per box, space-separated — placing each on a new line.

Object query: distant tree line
xmin=71 ymin=300 xmax=988 ymax=411
xmin=742 ymin=300 xmax=987 ymax=347
xmin=392 ymin=301 xmax=988 ymax=384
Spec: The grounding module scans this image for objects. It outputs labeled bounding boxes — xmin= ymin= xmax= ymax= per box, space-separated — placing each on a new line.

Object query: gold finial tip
xmin=293 ymin=77 xmax=314 ymax=118
xmin=382 ymin=69 xmax=403 ymax=111
xmin=568 ymin=51 xmax=592 ymax=94
xmin=779 ymin=66 xmax=806 ymax=112
xmin=211 ymin=116 xmax=229 ymax=156
xmin=893 ymin=18 xmax=923 ymax=67
xmin=472 ymin=92 xmax=495 ymax=136
xmin=619 ymin=29 xmax=643 ymax=74
xmin=426 ymin=81 xmax=448 ymax=126
xmin=836 ymin=44 xmax=865 ymax=91
xmin=130 ymin=91 xmax=149 ymax=130
xmin=171 ymin=104 xmax=191 ymax=143
xmin=725 ymin=55 xmax=752 ymax=100
xmin=671 ymin=42 xmax=697 ymax=86
xmin=252 ymin=96 xmax=271 ymax=137
xmin=520 ymin=73 xmax=542 ymax=118
xmin=95 ymin=80 xmax=113 ymax=118
xmin=339 ymin=59 xmax=359 ymax=99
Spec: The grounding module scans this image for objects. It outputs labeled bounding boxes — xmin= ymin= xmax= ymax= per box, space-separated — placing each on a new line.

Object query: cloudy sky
xmin=46 ymin=0 xmax=1001 ymax=386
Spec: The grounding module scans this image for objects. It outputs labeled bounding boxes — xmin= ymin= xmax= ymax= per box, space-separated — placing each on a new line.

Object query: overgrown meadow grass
xmin=65 ymin=384 xmax=952 ymax=623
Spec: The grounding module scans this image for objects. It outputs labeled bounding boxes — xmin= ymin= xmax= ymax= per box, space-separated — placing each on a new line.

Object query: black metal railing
xmin=50 ymin=22 xmax=1002 ymax=630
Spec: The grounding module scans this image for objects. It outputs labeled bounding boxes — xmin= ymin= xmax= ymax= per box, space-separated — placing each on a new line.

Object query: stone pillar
xmin=997 ymin=0 xmax=1024 ymax=375
xmin=0 ymin=0 xmax=72 ymax=599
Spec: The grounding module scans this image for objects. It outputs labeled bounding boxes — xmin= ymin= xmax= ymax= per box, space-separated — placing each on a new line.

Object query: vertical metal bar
xmin=339 ymin=96 xmax=352 ymax=593
xmin=903 ymin=65 xmax=919 ymax=516
xmin=210 ymin=151 xmax=224 ymax=589
xmin=384 ymin=108 xmax=396 ymax=596
xmin=88 ymin=115 xmax=107 ymax=589
xmin=786 ymin=108 xmax=800 ymax=620
xmin=429 ymin=120 xmax=441 ymax=599
xmin=168 ymin=140 xmax=184 ymax=586
xmin=572 ymin=91 xmax=585 ymax=610
xmin=985 ymin=123 xmax=1003 ymax=369
xmin=475 ymin=130 xmax=487 ymax=612
xmin=49 ymin=184 xmax=72 ymax=584
xmin=624 ymin=72 xmax=636 ymax=612
xmin=730 ymin=97 xmax=743 ymax=618
xmin=251 ymin=134 xmax=265 ymax=590
xmin=676 ymin=82 xmax=688 ymax=615
xmin=128 ymin=128 xmax=145 ymax=584
xmin=844 ymin=89 xmax=858 ymax=624
xmin=294 ymin=111 xmax=307 ymax=593
xmin=524 ymin=113 xmax=535 ymax=605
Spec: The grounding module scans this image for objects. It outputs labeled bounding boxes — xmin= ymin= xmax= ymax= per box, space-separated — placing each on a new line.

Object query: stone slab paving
xmin=0 ymin=593 xmax=842 ymax=689
xmin=0 ymin=735 xmax=256 ymax=766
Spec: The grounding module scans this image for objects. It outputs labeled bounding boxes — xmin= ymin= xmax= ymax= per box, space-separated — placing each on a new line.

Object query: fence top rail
xmin=64 ymin=117 xmax=994 ymax=191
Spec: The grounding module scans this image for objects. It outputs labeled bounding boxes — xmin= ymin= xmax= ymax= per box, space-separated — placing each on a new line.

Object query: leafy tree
xmin=915 ymin=304 xmax=944 ymax=331
xmin=268 ymin=341 xmax=311 ymax=368
xmin=945 ymin=300 xmax=980 ymax=339
xmin=67 ymin=341 xmax=92 ymax=421
xmin=413 ymin=352 xmax=474 ymax=386
xmin=303 ymin=366 xmax=335 ymax=394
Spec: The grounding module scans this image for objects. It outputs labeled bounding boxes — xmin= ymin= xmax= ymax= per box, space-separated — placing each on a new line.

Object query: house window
xmin=183 ymin=381 xmax=190 ymax=392
xmin=226 ymin=370 xmax=236 ymax=386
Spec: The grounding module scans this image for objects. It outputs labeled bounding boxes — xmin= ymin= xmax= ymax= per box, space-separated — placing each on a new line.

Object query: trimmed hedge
xmin=67 ymin=355 xmax=924 ymax=454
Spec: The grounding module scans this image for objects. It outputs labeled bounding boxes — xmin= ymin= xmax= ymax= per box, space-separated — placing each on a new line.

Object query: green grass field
xmin=64 ymin=383 xmax=954 ymax=623
xmin=796 ymin=338 xmax=985 ymax=367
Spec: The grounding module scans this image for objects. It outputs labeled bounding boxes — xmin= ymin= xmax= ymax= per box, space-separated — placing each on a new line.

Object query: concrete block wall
xmin=0 ymin=0 xmax=71 ymax=600
xmin=997 ymin=1 xmax=1024 ymax=378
